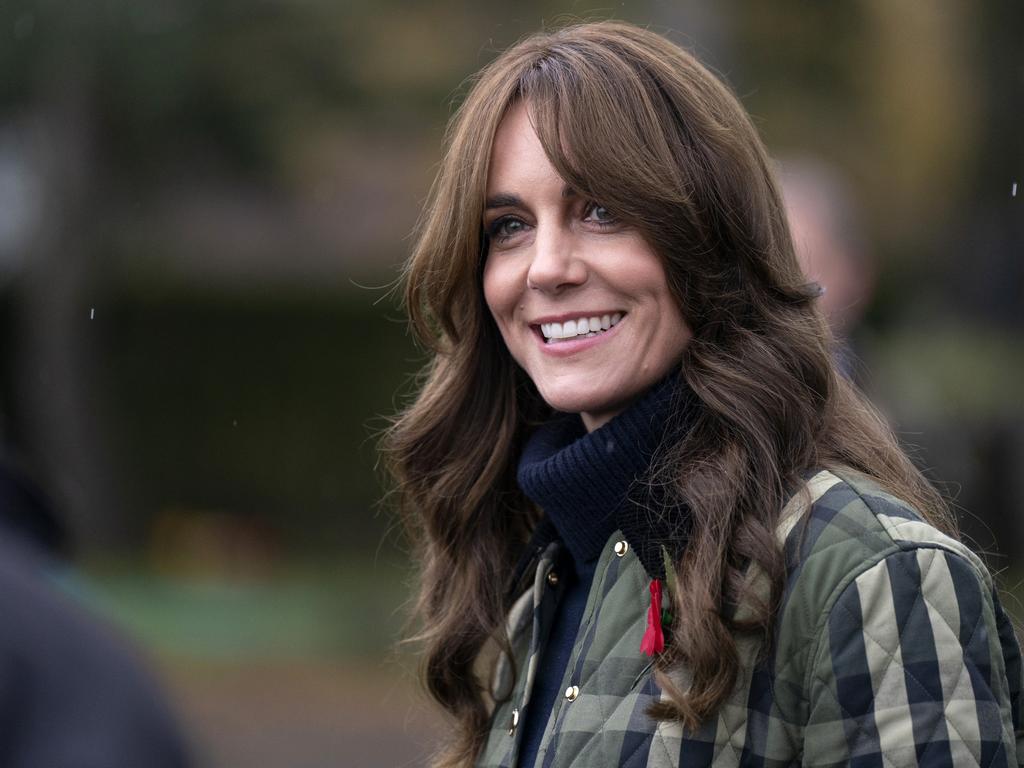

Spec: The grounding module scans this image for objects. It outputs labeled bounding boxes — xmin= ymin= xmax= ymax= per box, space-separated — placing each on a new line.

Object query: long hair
xmin=385 ymin=20 xmax=953 ymax=767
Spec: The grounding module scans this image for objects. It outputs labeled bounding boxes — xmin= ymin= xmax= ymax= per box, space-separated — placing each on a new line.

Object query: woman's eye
xmin=488 ymin=216 xmax=526 ymax=242
xmin=584 ymin=203 xmax=617 ymax=226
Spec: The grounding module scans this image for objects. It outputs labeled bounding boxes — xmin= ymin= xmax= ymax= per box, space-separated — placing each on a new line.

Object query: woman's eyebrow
xmin=485 ymin=186 xmax=577 ymax=210
xmin=485 ymin=193 xmax=521 ymax=210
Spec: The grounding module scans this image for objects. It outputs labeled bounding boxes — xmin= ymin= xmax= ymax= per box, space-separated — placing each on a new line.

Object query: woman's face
xmin=482 ymin=103 xmax=692 ymax=431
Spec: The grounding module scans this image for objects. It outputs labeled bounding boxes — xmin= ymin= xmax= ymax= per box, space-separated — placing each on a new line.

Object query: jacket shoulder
xmin=769 ymin=469 xmax=986 ymax=719
xmin=781 ymin=468 xmax=982 ymax=585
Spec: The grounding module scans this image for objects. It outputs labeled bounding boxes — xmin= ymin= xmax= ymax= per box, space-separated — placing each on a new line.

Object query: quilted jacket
xmin=477 ymin=469 xmax=1024 ymax=767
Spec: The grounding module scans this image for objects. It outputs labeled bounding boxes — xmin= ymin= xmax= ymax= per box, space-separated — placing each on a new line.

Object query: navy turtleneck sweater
xmin=514 ymin=375 xmax=693 ymax=767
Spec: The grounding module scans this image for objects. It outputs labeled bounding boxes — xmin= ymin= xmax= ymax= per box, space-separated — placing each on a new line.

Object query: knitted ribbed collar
xmin=516 ymin=374 xmax=694 ymax=580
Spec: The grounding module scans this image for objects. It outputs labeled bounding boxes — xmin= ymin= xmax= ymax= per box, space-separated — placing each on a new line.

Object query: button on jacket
xmin=477 ymin=469 xmax=1024 ymax=767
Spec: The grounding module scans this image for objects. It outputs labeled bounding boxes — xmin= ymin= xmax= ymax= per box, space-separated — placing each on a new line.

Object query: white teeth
xmin=539 ymin=313 xmax=625 ymax=341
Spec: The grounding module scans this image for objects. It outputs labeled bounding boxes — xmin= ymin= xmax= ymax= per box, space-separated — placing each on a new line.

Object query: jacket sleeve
xmin=804 ymin=546 xmax=1023 ymax=767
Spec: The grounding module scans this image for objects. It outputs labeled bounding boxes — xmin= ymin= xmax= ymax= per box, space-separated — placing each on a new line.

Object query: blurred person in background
xmin=0 ymin=453 xmax=190 ymax=768
xmin=780 ymin=157 xmax=875 ymax=380
xmin=387 ymin=21 xmax=1023 ymax=768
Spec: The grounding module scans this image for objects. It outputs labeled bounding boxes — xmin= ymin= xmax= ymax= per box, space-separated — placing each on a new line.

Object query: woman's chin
xmin=537 ymin=385 xmax=627 ymax=424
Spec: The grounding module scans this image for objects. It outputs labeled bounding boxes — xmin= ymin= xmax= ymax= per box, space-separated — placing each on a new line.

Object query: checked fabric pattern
xmin=476 ymin=470 xmax=1024 ymax=767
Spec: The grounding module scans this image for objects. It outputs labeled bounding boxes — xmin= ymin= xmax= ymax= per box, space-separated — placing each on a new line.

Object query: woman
xmin=387 ymin=21 xmax=1023 ymax=768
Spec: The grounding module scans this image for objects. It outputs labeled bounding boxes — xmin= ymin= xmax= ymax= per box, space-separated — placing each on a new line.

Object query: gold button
xmin=546 ymin=571 xmax=559 ymax=586
xmin=614 ymin=540 xmax=629 ymax=557
xmin=564 ymin=684 xmax=580 ymax=702
xmin=508 ymin=707 xmax=519 ymax=736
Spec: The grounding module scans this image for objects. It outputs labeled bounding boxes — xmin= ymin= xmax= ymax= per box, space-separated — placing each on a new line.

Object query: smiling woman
xmin=385 ymin=21 xmax=1024 ymax=768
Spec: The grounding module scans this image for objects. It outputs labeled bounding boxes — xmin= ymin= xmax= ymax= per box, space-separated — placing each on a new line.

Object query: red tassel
xmin=640 ymin=579 xmax=665 ymax=656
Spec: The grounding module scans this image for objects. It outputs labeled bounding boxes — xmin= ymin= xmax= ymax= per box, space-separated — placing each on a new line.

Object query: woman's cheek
xmin=482 ymin=260 xmax=520 ymax=336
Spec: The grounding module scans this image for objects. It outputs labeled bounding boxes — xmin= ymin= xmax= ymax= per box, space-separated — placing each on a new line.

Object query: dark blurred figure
xmin=780 ymin=157 xmax=875 ymax=379
xmin=0 ymin=454 xmax=190 ymax=768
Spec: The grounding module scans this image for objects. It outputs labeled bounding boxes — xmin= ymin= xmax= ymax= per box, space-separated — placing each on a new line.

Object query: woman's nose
xmin=526 ymin=226 xmax=587 ymax=293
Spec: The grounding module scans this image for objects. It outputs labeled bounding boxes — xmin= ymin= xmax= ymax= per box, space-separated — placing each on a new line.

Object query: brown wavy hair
xmin=385 ymin=20 xmax=953 ymax=767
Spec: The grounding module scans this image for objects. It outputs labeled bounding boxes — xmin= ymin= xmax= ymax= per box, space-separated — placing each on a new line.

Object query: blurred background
xmin=0 ymin=1 xmax=1020 ymax=765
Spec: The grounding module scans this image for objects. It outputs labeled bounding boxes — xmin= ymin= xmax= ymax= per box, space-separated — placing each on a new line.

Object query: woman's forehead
xmin=486 ymin=103 xmax=566 ymax=197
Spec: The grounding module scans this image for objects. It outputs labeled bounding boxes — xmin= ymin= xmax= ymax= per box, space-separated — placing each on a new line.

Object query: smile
xmin=540 ymin=313 xmax=623 ymax=343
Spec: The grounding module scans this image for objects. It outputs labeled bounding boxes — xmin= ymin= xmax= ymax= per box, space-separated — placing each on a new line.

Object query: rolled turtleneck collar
xmin=516 ymin=374 xmax=695 ymax=580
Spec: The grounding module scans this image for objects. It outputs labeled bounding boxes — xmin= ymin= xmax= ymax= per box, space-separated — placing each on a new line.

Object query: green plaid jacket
xmin=477 ymin=469 xmax=1024 ymax=767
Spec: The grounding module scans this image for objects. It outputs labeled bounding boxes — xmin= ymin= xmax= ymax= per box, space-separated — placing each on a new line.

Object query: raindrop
xmin=1013 ymin=182 xmax=1018 ymax=198
xmin=89 ymin=308 xmax=95 ymax=320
